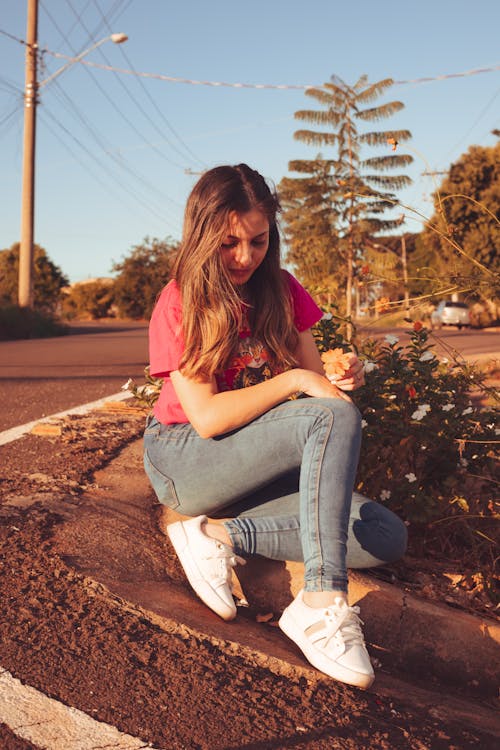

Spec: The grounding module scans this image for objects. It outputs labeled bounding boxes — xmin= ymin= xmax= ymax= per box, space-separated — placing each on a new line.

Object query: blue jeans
xmin=144 ymin=398 xmax=407 ymax=593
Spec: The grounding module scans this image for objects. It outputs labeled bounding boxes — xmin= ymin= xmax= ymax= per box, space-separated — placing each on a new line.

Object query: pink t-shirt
xmin=149 ymin=270 xmax=323 ymax=424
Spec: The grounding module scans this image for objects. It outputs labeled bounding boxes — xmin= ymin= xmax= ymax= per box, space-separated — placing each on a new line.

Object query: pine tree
xmin=279 ymin=159 xmax=340 ymax=296
xmin=280 ymin=75 xmax=413 ymax=324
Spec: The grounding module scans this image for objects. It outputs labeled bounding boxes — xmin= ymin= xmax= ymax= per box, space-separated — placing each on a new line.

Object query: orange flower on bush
xmin=321 ymin=348 xmax=351 ymax=380
xmin=413 ymin=321 xmax=423 ymax=332
xmin=375 ymin=296 xmax=390 ymax=314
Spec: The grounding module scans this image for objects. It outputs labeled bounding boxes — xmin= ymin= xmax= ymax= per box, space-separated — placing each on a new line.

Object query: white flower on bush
xmin=419 ymin=351 xmax=434 ymax=362
xmin=462 ymin=406 xmax=473 ymax=415
xmin=411 ymin=404 xmax=431 ymax=420
xmin=405 ymin=472 xmax=417 ymax=483
xmin=361 ymin=419 xmax=368 ymax=429
xmin=441 ymin=357 xmax=449 ymax=364
xmin=380 ymin=489 xmax=391 ymax=501
xmin=121 ymin=378 xmax=133 ymax=391
xmin=363 ymin=361 xmax=377 ymax=373
xmin=441 ymin=403 xmax=455 ymax=412
xmin=322 ymin=312 xmax=333 ymax=321
xmin=421 ymin=445 xmax=427 ymax=450
xmin=384 ymin=334 xmax=399 ymax=346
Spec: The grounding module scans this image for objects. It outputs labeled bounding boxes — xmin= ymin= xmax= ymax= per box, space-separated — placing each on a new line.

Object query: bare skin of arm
xmin=170 ymin=329 xmax=363 ymax=439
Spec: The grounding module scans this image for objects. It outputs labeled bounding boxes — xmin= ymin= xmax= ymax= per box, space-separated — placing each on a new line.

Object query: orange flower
xmin=361 ymin=264 xmax=370 ymax=275
xmin=413 ymin=321 xmax=423 ymax=332
xmin=321 ymin=348 xmax=351 ymax=378
xmin=375 ymin=296 xmax=390 ymax=314
xmin=387 ymin=137 xmax=398 ymax=151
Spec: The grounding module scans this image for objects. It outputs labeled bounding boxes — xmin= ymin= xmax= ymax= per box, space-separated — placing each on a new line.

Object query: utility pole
xmin=18 ymin=0 xmax=38 ymax=308
xmin=401 ymin=234 xmax=410 ymax=314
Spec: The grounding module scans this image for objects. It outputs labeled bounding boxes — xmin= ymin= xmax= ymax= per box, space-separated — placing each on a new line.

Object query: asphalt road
xmin=0 ymin=321 xmax=149 ymax=432
xmin=0 ymin=321 xmax=497 ymax=433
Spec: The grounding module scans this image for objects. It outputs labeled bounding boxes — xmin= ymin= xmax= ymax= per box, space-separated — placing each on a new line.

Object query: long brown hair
xmin=171 ymin=164 xmax=298 ymax=379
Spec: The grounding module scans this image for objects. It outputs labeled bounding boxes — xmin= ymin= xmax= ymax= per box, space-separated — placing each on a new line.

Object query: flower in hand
xmin=321 ymin=348 xmax=352 ymax=380
xmin=321 ymin=349 xmax=365 ymax=391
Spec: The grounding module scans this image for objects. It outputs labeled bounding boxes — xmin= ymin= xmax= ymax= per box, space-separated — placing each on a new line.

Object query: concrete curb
xmin=231 ymin=555 xmax=500 ymax=696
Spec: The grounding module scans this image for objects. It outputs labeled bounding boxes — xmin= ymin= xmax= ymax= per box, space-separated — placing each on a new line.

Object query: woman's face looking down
xmin=220 ymin=209 xmax=270 ymax=286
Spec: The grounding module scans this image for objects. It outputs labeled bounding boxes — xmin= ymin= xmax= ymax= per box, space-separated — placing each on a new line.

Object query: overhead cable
xmin=39 ymin=52 xmax=500 ymax=89
xmin=2 ymin=28 xmax=499 ymax=88
xmin=40 ymin=2 xmax=197 ymax=168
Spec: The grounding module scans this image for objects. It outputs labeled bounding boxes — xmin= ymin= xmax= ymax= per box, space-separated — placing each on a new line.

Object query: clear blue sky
xmin=1 ymin=0 xmax=499 ymax=283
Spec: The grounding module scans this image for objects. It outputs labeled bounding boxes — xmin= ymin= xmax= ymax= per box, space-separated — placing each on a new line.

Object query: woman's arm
xmin=171 ymin=361 xmax=350 ymax=439
xmin=171 ymin=329 xmax=365 ymax=438
xmin=170 ymin=328 xmax=367 ymax=439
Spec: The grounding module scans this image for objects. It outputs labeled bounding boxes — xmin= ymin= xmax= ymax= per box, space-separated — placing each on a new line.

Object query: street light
xmin=18 ymin=0 xmax=127 ymax=308
xmin=39 ymin=33 xmax=128 ymax=89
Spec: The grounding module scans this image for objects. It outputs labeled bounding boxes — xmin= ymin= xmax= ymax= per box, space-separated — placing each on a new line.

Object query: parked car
xmin=430 ymin=300 xmax=471 ymax=330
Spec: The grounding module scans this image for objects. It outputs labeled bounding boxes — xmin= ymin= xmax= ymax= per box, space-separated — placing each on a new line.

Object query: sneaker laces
xmin=322 ymin=603 xmax=364 ymax=650
xmin=204 ymin=542 xmax=246 ymax=585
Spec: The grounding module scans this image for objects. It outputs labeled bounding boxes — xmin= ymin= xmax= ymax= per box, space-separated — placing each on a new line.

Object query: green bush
xmin=315 ymin=311 xmax=498 ymax=601
xmin=0 ymin=305 xmax=68 ymax=340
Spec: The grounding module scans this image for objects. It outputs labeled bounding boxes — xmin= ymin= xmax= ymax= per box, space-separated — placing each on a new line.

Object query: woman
xmin=144 ymin=164 xmax=407 ymax=690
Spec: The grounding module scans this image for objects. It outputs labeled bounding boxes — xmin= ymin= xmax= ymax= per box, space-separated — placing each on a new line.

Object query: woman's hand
xmin=325 ymin=353 xmax=365 ymax=392
xmin=293 ymin=369 xmax=353 ymax=403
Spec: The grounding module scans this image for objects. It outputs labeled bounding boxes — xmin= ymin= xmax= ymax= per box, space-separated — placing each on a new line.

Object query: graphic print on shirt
xmin=231 ymin=336 xmax=273 ymax=389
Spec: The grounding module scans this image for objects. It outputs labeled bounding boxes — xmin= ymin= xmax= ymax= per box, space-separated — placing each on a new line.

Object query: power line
xmin=0 ymin=76 xmax=23 ymax=96
xmin=38 ymin=53 xmax=500 ymax=90
xmin=91 ymin=0 xmax=205 ymax=167
xmin=39 ymin=4 xmax=188 ymax=197
xmin=46 ymin=77 xmax=182 ymax=210
xmin=0 ymin=28 xmax=28 ymax=46
xmin=3 ymin=25 xmax=500 ymax=90
xmin=40 ymin=105 xmax=182 ymax=231
xmin=0 ymin=103 xmax=23 ymax=135
xmin=40 ymin=2 xmax=196 ymax=169
xmin=444 ymin=86 xmax=500 ymax=160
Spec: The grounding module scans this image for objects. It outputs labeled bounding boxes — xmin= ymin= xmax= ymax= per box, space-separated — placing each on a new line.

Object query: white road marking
xmin=0 ymin=391 xmax=130 ymax=447
xmin=0 ymin=667 xmax=161 ymax=749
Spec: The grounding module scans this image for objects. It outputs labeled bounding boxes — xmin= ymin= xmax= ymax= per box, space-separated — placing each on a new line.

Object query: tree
xmin=61 ymin=279 xmax=115 ymax=320
xmin=279 ymin=159 xmax=340 ymax=297
xmin=0 ymin=243 xmax=68 ymax=314
xmin=280 ymin=75 xmax=413 ymax=324
xmin=112 ymin=236 xmax=179 ymax=320
xmin=421 ymin=140 xmax=500 ymax=300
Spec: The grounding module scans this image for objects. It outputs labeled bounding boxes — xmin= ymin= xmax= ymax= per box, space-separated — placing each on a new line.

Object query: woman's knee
xmin=313 ymin=397 xmax=362 ymax=431
xmin=348 ymin=495 xmax=408 ymax=565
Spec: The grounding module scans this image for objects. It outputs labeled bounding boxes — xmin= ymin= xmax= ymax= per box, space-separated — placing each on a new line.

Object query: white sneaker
xmin=167 ymin=515 xmax=245 ymax=621
xmin=279 ymin=590 xmax=375 ymax=689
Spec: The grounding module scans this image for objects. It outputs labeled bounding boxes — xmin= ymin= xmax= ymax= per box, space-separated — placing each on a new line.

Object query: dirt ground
xmin=0 ymin=407 xmax=498 ymax=749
